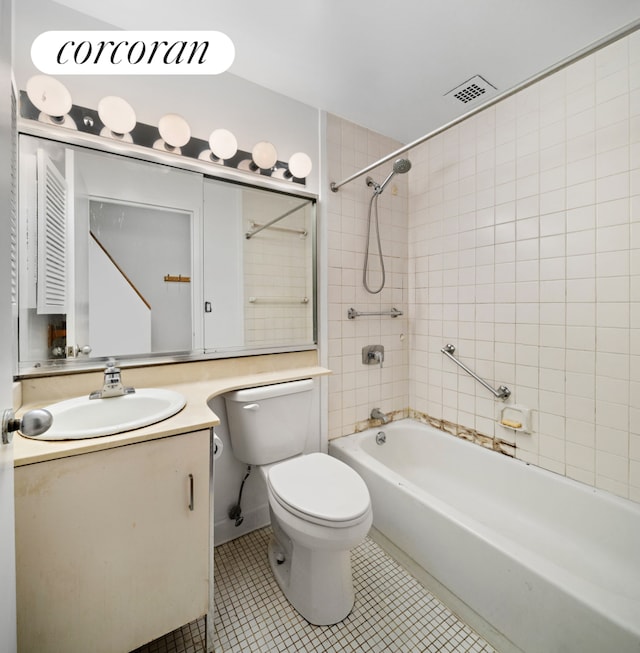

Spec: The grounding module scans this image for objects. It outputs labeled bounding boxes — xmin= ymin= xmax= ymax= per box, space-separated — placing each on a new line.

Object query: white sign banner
xmin=31 ymin=31 xmax=235 ymax=75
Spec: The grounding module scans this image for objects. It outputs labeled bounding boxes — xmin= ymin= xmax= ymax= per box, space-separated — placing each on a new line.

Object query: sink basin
xmin=21 ymin=388 xmax=186 ymax=440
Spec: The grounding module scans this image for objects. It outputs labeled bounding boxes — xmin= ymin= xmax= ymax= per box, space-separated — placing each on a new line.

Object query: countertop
xmin=14 ymin=352 xmax=330 ymax=466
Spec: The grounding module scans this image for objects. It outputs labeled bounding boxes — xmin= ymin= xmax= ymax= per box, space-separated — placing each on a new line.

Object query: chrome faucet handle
xmin=363 ymin=344 xmax=384 ymax=367
xmin=90 ymin=358 xmax=135 ymax=399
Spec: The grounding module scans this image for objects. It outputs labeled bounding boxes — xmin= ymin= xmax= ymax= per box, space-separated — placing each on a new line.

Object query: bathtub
xmin=329 ymin=419 xmax=640 ymax=653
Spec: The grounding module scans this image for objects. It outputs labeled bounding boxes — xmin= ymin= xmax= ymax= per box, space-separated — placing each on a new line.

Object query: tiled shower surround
xmin=243 ymin=194 xmax=314 ymax=346
xmin=326 ymin=117 xmax=410 ymax=440
xmin=327 ymin=28 xmax=640 ymax=502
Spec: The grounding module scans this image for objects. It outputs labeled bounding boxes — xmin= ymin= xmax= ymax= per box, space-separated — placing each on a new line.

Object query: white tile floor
xmin=132 ymin=619 xmax=206 ymax=653
xmin=133 ymin=527 xmax=497 ymax=653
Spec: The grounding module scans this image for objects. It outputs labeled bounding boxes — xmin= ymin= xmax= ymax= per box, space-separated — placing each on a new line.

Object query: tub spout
xmin=370 ymin=408 xmax=390 ymax=424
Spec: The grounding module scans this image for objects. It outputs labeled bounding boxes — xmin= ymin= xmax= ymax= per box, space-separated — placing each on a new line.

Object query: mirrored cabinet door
xmin=203 ymin=179 xmax=315 ymax=353
xmin=18 ymin=134 xmax=203 ymax=366
xmin=17 ymin=134 xmax=316 ymax=373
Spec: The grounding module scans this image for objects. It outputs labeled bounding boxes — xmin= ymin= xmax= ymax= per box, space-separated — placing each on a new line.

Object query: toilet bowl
xmin=223 ymin=380 xmax=372 ymax=625
xmin=263 ymin=453 xmax=372 ymax=624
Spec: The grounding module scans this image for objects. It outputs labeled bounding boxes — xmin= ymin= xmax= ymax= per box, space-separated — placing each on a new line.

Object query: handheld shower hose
xmin=363 ymin=158 xmax=411 ymax=294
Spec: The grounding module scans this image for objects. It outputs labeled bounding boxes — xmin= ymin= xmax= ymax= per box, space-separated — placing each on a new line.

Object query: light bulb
xmin=288 ymin=152 xmax=313 ymax=178
xmin=251 ymin=141 xmax=278 ymax=170
xmin=157 ymin=113 xmax=191 ymax=149
xmin=97 ymin=96 xmax=136 ymax=138
xmin=26 ymin=74 xmax=72 ymax=122
xmin=209 ymin=129 xmax=238 ymax=160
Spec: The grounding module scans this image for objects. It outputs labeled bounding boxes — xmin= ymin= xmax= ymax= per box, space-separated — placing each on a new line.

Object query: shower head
xmin=377 ymin=158 xmax=412 ymax=194
xmin=392 ymin=158 xmax=412 ymax=174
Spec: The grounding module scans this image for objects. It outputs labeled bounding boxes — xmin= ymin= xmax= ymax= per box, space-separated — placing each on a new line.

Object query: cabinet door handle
xmin=188 ymin=473 xmax=194 ymax=511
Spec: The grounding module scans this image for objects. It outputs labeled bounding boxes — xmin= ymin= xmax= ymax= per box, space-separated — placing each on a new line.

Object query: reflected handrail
xmin=90 ymin=232 xmax=151 ymax=309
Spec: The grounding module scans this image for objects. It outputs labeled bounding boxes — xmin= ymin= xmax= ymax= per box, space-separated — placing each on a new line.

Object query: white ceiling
xmin=51 ymin=1 xmax=640 ymax=143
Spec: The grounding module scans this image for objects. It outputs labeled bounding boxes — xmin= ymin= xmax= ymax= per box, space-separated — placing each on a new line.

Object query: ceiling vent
xmin=444 ymin=75 xmax=497 ymax=107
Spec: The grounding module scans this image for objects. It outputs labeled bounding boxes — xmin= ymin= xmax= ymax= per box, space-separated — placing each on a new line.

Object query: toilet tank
xmin=223 ymin=379 xmax=314 ymax=465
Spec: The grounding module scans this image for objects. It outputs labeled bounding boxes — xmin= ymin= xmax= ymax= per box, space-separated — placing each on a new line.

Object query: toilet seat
xmin=267 ymin=453 xmax=371 ymax=528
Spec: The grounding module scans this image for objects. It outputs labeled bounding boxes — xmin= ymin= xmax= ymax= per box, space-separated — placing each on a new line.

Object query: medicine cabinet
xmin=17 ymin=134 xmax=316 ymax=374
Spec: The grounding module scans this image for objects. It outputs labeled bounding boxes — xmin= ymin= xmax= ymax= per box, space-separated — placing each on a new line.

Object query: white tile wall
xmin=326 ymin=29 xmax=639 ymax=503
xmin=243 ymin=195 xmax=314 ymax=346
xmin=326 ymin=115 xmax=409 ymax=439
xmin=409 ymin=29 xmax=640 ymax=501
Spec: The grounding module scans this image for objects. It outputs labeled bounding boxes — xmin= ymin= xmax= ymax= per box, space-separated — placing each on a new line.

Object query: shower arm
xmin=328 ymin=18 xmax=640 ymax=194
xmin=441 ymin=344 xmax=510 ymax=400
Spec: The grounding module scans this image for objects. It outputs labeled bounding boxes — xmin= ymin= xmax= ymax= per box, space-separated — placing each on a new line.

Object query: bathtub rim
xmin=331 ymin=418 xmax=640 ymax=517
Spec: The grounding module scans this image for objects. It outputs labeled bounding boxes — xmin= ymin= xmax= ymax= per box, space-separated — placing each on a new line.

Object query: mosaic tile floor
xmin=132 ymin=619 xmax=206 ymax=653
xmin=134 ymin=527 xmax=497 ymax=653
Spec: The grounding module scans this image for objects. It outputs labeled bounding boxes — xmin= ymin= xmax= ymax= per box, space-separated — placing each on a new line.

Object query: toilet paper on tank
xmin=213 ymin=433 xmax=224 ymax=460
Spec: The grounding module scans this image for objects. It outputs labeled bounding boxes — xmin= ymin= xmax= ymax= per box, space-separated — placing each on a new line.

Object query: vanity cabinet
xmin=14 ymin=429 xmax=211 ymax=653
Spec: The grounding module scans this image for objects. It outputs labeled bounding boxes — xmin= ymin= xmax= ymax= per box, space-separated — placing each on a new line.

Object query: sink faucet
xmin=370 ymin=407 xmax=390 ymax=424
xmin=89 ymin=359 xmax=136 ymax=399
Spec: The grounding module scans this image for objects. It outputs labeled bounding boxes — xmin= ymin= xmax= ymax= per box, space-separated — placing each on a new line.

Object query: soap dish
xmin=498 ymin=404 xmax=531 ymax=434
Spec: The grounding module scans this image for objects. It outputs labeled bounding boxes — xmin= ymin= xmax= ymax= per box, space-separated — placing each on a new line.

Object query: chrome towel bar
xmin=441 ymin=344 xmax=511 ymax=400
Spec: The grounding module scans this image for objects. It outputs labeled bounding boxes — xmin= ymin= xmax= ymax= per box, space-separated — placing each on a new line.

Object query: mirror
xmin=88 ymin=199 xmax=193 ymax=356
xmin=17 ymin=134 xmax=316 ymax=372
xmin=203 ymin=179 xmax=315 ymax=353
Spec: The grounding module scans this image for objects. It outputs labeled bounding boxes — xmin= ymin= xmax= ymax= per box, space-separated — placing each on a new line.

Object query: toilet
xmin=223 ymin=379 xmax=372 ymax=625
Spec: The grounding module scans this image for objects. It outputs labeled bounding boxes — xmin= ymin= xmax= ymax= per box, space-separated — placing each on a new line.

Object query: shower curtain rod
xmin=329 ymin=18 xmax=640 ymax=193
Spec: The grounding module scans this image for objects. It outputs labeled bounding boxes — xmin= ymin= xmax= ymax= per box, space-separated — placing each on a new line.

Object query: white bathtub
xmin=329 ymin=419 xmax=640 ymax=653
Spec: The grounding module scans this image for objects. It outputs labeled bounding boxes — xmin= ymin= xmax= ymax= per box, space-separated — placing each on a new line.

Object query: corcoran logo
xmin=31 ymin=30 xmax=235 ymax=75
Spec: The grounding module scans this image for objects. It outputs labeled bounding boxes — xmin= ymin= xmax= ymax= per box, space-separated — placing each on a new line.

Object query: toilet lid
xmin=267 ymin=453 xmax=371 ymax=524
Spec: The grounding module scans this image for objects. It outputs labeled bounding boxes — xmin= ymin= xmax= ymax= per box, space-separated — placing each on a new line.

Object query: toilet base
xmin=268 ymin=512 xmax=356 ymax=626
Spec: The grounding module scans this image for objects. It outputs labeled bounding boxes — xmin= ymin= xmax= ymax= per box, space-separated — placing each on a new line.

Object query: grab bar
xmin=245 ymin=200 xmax=311 ymax=239
xmin=248 ymin=221 xmax=307 ymax=238
xmin=249 ymin=296 xmax=309 ymax=304
xmin=348 ymin=307 xmax=403 ymax=319
xmin=441 ymin=344 xmax=511 ymax=400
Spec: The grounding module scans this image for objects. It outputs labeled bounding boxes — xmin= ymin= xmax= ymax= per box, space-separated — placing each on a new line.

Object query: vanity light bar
xmin=19 ymin=90 xmax=309 ymax=185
